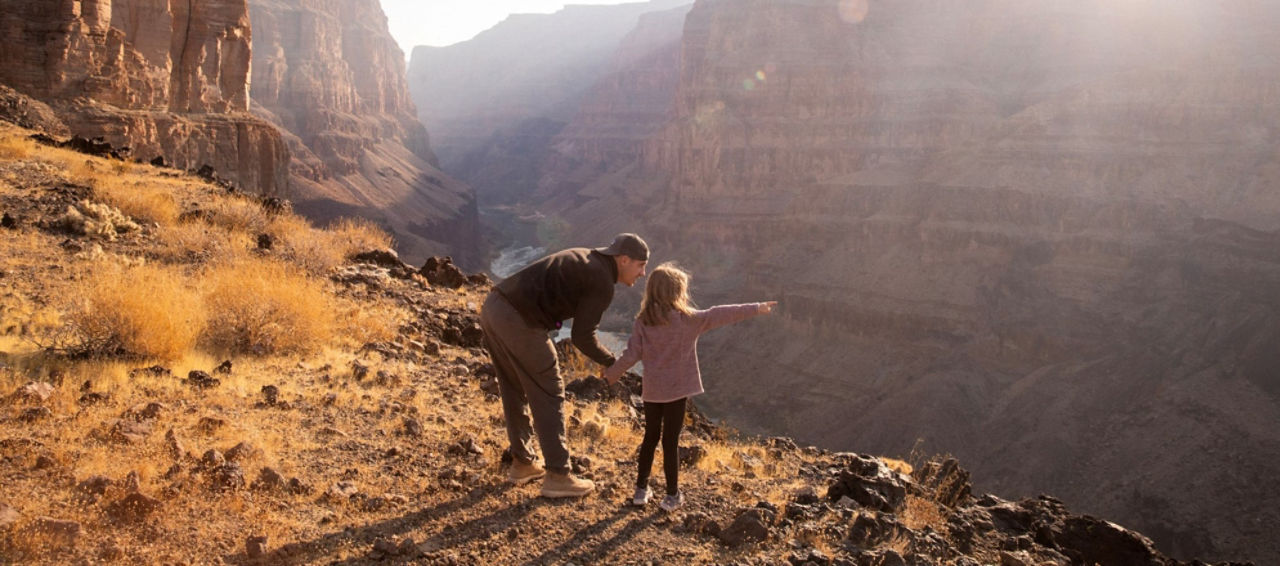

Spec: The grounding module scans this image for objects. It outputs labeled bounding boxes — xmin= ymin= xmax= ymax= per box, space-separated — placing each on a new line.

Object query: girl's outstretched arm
xmin=697 ymin=301 xmax=778 ymax=332
xmin=603 ymin=321 xmax=644 ymax=384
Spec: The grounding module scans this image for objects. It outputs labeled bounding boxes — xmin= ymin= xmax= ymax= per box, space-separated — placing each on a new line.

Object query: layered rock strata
xmin=0 ymin=0 xmax=288 ymax=195
xmin=535 ymin=4 xmax=689 ymax=206
xmin=248 ymin=0 xmax=479 ymax=267
xmin=406 ymin=0 xmax=693 ymax=200
xmin=477 ymin=0 xmax=1280 ymax=562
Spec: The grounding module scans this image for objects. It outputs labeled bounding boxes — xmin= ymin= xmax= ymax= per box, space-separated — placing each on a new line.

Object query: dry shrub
xmin=201 ymin=258 xmax=335 ymax=355
xmin=901 ymin=495 xmax=949 ymax=533
xmin=155 ymin=222 xmax=249 ymax=264
xmin=54 ymin=201 xmax=141 ymax=240
xmin=266 ymin=214 xmax=343 ymax=274
xmin=64 ymin=263 xmax=205 ymax=359
xmin=882 ymin=457 xmax=913 ymax=475
xmin=0 ymin=135 xmax=32 ymax=159
xmin=264 ymin=215 xmax=396 ymax=275
xmin=94 ymin=177 xmax=179 ymax=226
xmin=327 ymin=217 xmax=394 ymax=255
xmin=208 ymin=196 xmax=269 ymax=234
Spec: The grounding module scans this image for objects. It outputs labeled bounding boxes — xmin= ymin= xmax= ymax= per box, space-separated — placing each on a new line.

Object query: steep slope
xmin=475 ymin=0 xmax=1280 ymax=562
xmin=248 ymin=0 xmax=481 ymax=268
xmin=0 ymin=121 xmax=1254 ymax=566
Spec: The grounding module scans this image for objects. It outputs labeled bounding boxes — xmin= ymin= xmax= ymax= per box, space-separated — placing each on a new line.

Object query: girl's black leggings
xmin=636 ymin=397 xmax=687 ymax=495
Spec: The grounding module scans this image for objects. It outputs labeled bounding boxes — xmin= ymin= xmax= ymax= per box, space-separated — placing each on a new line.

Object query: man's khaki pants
xmin=480 ymin=291 xmax=571 ymax=474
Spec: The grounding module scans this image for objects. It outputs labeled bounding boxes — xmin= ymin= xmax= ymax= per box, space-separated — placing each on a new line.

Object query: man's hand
xmin=760 ymin=301 xmax=779 ymax=314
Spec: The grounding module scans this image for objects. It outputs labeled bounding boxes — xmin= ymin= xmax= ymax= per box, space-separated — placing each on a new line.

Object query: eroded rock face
xmin=406 ymin=0 xmax=694 ymax=185
xmin=0 ymin=0 xmax=288 ymax=195
xmin=460 ymin=1 xmax=1280 ymax=562
xmin=534 ymin=4 xmax=690 ymax=206
xmin=249 ymin=0 xmax=480 ymax=267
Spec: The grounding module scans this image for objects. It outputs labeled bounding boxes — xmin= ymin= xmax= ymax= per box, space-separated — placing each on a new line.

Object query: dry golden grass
xmin=93 ymin=176 xmax=180 ymax=226
xmin=268 ymin=214 xmax=345 ymax=274
xmin=901 ymin=494 xmax=949 ymax=533
xmin=267 ymin=215 xmax=394 ymax=275
xmin=883 ymin=457 xmax=913 ymax=475
xmin=201 ymin=258 xmax=335 ymax=355
xmin=326 ymin=217 xmax=394 ymax=254
xmin=331 ymin=297 xmax=402 ymax=349
xmin=208 ymin=196 xmax=270 ymax=234
xmin=154 ymin=222 xmax=252 ymax=264
xmin=62 ymin=263 xmax=205 ymax=360
xmin=0 ymin=134 xmax=33 ymax=160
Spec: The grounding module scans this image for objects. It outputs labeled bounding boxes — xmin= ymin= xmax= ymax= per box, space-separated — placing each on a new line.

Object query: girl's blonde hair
xmin=638 ymin=262 xmax=696 ymax=326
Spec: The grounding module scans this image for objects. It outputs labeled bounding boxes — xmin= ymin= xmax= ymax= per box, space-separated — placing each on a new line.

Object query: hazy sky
xmin=381 ymin=0 xmax=643 ymax=52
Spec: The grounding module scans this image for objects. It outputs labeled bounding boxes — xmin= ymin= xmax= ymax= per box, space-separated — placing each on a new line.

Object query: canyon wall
xmin=0 ymin=0 xmax=288 ymax=195
xmin=460 ymin=0 xmax=1280 ymax=562
xmin=248 ymin=0 xmax=479 ymax=267
xmin=406 ymin=0 xmax=692 ymax=211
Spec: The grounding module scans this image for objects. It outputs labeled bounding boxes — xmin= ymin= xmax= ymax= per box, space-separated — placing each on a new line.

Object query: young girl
xmin=604 ymin=262 xmax=776 ymax=511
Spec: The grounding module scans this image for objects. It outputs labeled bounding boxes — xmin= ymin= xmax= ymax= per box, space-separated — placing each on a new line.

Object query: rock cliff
xmin=0 ymin=0 xmax=289 ymax=195
xmin=457 ymin=0 xmax=1280 ymax=562
xmin=248 ymin=0 xmax=480 ymax=268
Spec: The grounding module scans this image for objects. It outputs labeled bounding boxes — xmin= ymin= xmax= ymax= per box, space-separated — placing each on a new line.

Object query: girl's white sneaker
xmin=659 ymin=492 xmax=684 ymax=512
xmin=632 ymin=487 xmax=651 ymax=506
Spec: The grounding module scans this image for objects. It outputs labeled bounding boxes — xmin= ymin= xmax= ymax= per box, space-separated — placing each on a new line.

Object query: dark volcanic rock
xmin=827 ymin=454 xmax=908 ymax=513
xmin=420 ymin=256 xmax=468 ymax=288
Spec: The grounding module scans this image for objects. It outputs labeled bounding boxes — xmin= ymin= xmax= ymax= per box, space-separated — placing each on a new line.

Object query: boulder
xmin=719 ymin=508 xmax=774 ymax=546
xmin=1052 ymin=516 xmax=1167 ymax=566
xmin=225 ymin=442 xmax=261 ymax=462
xmin=911 ymin=457 xmax=972 ymax=508
xmin=109 ymin=419 xmax=153 ymax=444
xmin=0 ymin=502 xmax=19 ymax=529
xmin=105 ymin=492 xmax=161 ymax=522
xmin=12 ymin=381 xmax=54 ymax=403
xmin=261 ymin=385 xmax=280 ymax=405
xmin=210 ymin=463 xmax=246 ymax=492
xmin=420 ymin=256 xmax=468 ymax=288
xmin=246 ymin=535 xmax=268 ymax=559
xmin=826 ymin=455 xmax=908 ymax=513
xmin=350 ymin=249 xmax=409 ymax=270
xmin=185 ymin=370 xmax=220 ymax=389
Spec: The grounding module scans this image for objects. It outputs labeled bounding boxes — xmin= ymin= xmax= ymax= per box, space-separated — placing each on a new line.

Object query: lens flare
xmin=837 ymin=0 xmax=869 ymax=24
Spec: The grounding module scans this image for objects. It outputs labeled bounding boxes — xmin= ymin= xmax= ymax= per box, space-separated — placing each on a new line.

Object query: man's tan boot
xmin=508 ymin=459 xmax=546 ymax=486
xmin=539 ymin=471 xmax=595 ymax=498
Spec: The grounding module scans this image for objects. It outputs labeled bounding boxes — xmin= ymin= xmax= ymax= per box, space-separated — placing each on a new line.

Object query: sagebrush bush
xmin=65 ymin=263 xmax=205 ymax=359
xmin=201 ymin=258 xmax=335 ymax=355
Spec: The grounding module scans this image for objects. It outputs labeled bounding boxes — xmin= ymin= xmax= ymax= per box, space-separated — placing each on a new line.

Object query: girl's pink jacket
xmin=604 ymin=303 xmax=767 ymax=403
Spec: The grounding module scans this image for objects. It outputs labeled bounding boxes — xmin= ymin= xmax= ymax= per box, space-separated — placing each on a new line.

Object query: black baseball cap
xmin=596 ymin=233 xmax=649 ymax=261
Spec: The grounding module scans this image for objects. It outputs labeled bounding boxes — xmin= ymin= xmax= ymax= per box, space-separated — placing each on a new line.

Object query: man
xmin=480 ymin=233 xmax=649 ymax=497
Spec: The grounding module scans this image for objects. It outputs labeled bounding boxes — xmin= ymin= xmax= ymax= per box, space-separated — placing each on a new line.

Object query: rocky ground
xmin=0 ymin=120 xmax=1255 ymax=565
